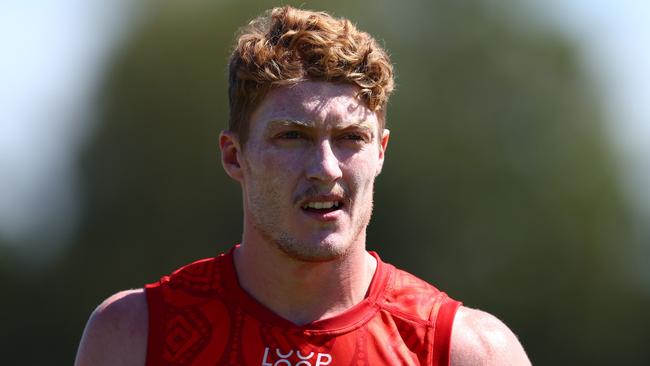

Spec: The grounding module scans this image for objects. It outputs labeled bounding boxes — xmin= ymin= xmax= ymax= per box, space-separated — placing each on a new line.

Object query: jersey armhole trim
xmin=145 ymin=281 xmax=164 ymax=366
xmin=430 ymin=295 xmax=462 ymax=366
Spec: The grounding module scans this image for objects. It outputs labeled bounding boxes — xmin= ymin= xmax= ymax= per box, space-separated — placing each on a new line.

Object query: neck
xmin=233 ymin=238 xmax=377 ymax=326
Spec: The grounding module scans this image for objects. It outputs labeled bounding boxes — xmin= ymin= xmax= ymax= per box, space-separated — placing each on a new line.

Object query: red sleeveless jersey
xmin=145 ymin=247 xmax=461 ymax=366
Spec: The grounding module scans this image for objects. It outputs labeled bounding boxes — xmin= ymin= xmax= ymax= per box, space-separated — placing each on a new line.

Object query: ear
xmin=376 ymin=128 xmax=390 ymax=176
xmin=219 ymin=130 xmax=244 ymax=182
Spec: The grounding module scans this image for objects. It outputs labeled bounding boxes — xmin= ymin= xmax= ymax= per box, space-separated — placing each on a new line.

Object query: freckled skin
xmin=239 ymin=81 xmax=389 ymax=262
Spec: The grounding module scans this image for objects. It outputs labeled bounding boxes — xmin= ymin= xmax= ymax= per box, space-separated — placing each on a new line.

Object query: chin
xmin=273 ymin=234 xmax=353 ymax=263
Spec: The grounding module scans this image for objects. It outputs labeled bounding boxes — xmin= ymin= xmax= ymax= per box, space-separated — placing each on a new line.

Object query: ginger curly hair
xmin=228 ymin=6 xmax=395 ymax=144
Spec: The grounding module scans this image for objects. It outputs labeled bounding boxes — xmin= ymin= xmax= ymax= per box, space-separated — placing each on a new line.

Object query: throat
xmin=234 ymin=245 xmax=377 ymax=325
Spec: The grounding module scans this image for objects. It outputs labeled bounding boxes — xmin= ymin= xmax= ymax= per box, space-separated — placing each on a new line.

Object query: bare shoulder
xmin=450 ymin=306 xmax=531 ymax=366
xmin=74 ymin=289 xmax=148 ymax=366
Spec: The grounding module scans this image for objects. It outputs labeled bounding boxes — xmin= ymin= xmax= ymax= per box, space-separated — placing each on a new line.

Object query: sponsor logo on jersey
xmin=261 ymin=347 xmax=332 ymax=366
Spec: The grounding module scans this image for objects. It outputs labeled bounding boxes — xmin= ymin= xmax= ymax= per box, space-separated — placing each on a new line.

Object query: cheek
xmin=247 ymin=149 xmax=302 ymax=189
xmin=261 ymin=149 xmax=301 ymax=168
xmin=344 ymin=153 xmax=379 ymax=191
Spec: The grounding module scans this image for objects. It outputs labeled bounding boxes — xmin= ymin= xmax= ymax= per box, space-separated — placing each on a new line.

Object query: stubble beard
xmin=247 ymin=186 xmax=374 ymax=263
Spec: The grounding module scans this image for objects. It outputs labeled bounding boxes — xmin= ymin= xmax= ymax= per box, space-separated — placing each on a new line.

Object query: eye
xmin=340 ymin=133 xmax=368 ymax=143
xmin=344 ymin=133 xmax=362 ymax=140
xmin=278 ymin=130 xmax=304 ymax=139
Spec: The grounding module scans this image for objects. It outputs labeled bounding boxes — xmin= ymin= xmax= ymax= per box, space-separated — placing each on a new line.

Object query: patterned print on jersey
xmin=145 ymin=246 xmax=461 ymax=366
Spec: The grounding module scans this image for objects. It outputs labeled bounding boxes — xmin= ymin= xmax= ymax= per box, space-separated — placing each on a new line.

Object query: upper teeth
xmin=304 ymin=201 xmax=339 ymax=209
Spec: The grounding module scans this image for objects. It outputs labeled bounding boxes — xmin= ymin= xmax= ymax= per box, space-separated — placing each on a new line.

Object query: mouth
xmin=301 ymin=200 xmax=343 ymax=214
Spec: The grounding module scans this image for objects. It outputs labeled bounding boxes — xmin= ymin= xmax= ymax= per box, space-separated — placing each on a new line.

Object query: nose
xmin=306 ymin=140 xmax=343 ymax=183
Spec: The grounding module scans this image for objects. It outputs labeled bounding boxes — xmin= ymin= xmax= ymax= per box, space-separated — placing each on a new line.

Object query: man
xmin=75 ymin=6 xmax=530 ymax=366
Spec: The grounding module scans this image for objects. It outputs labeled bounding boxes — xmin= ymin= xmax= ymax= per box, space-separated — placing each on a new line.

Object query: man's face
xmin=225 ymin=81 xmax=389 ymax=262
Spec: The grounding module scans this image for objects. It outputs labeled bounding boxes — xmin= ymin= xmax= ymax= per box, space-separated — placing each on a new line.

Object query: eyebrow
xmin=268 ymin=119 xmax=313 ymax=129
xmin=268 ymin=119 xmax=375 ymax=131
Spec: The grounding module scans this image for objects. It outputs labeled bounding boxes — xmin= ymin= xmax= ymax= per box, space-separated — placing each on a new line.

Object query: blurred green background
xmin=1 ymin=1 xmax=649 ymax=365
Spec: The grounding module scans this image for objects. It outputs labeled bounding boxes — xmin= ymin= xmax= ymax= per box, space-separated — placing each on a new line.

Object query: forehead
xmin=250 ymin=81 xmax=379 ymax=130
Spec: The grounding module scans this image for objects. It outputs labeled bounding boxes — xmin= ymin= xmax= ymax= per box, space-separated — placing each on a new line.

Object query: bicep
xmin=75 ymin=289 xmax=148 ymax=366
xmin=450 ymin=306 xmax=530 ymax=366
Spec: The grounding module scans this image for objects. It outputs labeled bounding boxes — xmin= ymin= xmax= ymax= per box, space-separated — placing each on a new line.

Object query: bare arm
xmin=451 ymin=306 xmax=531 ymax=366
xmin=74 ymin=289 xmax=148 ymax=366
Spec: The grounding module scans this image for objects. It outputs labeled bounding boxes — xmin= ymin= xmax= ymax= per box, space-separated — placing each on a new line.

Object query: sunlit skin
xmin=74 ymin=81 xmax=531 ymax=366
xmin=219 ymin=81 xmax=389 ymax=324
